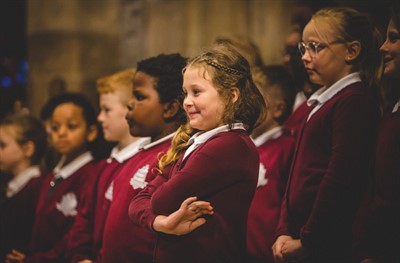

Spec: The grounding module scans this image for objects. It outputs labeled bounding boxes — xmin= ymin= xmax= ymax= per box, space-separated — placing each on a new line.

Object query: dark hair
xmin=1 ymin=114 xmax=47 ymax=165
xmin=45 ymin=92 xmax=97 ymax=126
xmin=254 ymin=65 xmax=296 ymax=124
xmin=137 ymin=53 xmax=187 ymax=123
xmin=185 ymin=44 xmax=267 ymax=133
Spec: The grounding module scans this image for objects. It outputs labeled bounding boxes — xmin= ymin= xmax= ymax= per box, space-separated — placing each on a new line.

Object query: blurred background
xmin=0 ymin=0 xmax=391 ymax=119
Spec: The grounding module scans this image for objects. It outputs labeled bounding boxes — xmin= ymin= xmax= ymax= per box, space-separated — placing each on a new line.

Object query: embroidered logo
xmin=257 ymin=163 xmax=268 ymax=187
xmin=130 ymin=164 xmax=149 ymax=190
xmin=56 ymin=192 xmax=78 ymax=216
xmin=105 ymin=181 xmax=113 ymax=201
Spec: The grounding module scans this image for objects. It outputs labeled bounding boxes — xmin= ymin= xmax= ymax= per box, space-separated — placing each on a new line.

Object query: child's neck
xmin=151 ymin=122 xmax=180 ymax=142
xmin=62 ymin=149 xmax=88 ymax=167
xmin=12 ymin=160 xmax=32 ymax=177
xmin=117 ymin=134 xmax=139 ymax=150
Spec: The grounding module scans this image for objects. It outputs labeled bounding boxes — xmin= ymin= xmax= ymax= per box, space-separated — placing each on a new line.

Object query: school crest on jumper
xmin=105 ymin=181 xmax=113 ymax=201
xmin=130 ymin=164 xmax=149 ymax=190
xmin=257 ymin=163 xmax=268 ymax=187
xmin=56 ymin=192 xmax=78 ymax=216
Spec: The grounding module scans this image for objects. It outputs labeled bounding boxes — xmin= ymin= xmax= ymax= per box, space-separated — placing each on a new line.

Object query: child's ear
xmin=345 ymin=41 xmax=361 ymax=63
xmin=22 ymin=141 xmax=35 ymax=159
xmin=86 ymin=124 xmax=98 ymax=142
xmin=163 ymin=99 xmax=180 ymax=119
xmin=272 ymin=99 xmax=287 ymax=119
xmin=230 ymin=87 xmax=240 ymax=103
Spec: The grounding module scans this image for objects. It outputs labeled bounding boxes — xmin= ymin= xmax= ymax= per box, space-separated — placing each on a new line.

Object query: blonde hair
xmin=312 ymin=7 xmax=382 ymax=93
xmin=96 ymin=68 xmax=136 ymax=104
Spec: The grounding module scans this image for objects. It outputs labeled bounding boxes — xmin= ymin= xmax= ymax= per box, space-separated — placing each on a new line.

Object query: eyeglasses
xmin=298 ymin=40 xmax=344 ymax=58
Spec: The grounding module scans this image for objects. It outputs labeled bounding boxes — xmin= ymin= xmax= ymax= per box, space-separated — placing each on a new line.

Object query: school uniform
xmin=276 ymin=73 xmax=379 ymax=262
xmin=67 ymin=138 xmax=151 ymax=263
xmin=357 ymin=100 xmax=400 ymax=262
xmin=246 ymin=127 xmax=295 ymax=263
xmin=130 ymin=124 xmax=259 ymax=263
xmin=284 ymin=91 xmax=312 ymax=138
xmin=101 ymin=134 xmax=173 ymax=263
xmin=25 ymin=152 xmax=102 ymax=263
xmin=0 ymin=166 xmax=44 ymax=261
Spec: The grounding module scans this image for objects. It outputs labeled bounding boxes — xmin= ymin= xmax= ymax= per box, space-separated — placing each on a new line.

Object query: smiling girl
xmin=129 ymin=44 xmax=266 ymax=263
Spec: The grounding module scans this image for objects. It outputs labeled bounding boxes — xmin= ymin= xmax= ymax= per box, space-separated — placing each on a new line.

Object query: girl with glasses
xmin=272 ymin=7 xmax=381 ymax=263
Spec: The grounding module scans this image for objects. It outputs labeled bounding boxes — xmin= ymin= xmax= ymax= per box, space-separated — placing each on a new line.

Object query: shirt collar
xmin=7 ymin=166 xmax=41 ymax=198
xmin=308 ymin=72 xmax=361 ymax=107
xmin=141 ymin=133 xmax=175 ymax=151
xmin=392 ymin=100 xmax=400 ymax=113
xmin=187 ymin=123 xmax=246 ymax=147
xmin=252 ymin=126 xmax=283 ymax=147
xmin=53 ymin=151 xmax=93 ymax=180
xmin=109 ymin=137 xmax=151 ymax=163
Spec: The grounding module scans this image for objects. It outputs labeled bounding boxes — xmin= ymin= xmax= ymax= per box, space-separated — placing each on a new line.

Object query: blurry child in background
xmin=246 ymin=65 xmax=296 ymax=263
xmin=6 ymin=92 xmax=105 ymax=263
xmin=67 ymin=68 xmax=150 ymax=263
xmin=0 ymin=115 xmax=47 ymax=262
xmin=357 ymin=3 xmax=400 ymax=263
xmin=100 ymin=54 xmax=187 ymax=263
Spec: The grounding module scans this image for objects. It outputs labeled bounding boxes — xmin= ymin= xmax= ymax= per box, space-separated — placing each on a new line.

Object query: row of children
xmin=0 ymin=4 xmax=399 ymax=263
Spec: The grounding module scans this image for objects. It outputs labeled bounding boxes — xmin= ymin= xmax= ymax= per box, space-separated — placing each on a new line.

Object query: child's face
xmin=183 ymin=66 xmax=226 ymax=131
xmin=380 ymin=19 xmax=400 ymax=79
xmin=98 ymin=91 xmax=131 ymax=142
xmin=126 ymin=71 xmax=166 ymax=139
xmin=50 ymin=103 xmax=92 ymax=158
xmin=0 ymin=126 xmax=25 ymax=173
xmin=301 ymin=20 xmax=350 ymax=87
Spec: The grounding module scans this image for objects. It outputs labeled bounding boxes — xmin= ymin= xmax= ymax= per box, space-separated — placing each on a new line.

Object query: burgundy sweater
xmin=246 ymin=130 xmax=294 ymax=263
xmin=129 ymin=130 xmax=259 ymax=263
xmin=357 ymin=102 xmax=400 ymax=262
xmin=100 ymin=140 xmax=171 ymax=263
xmin=0 ymin=176 xmax=44 ymax=261
xmin=26 ymin=160 xmax=102 ymax=263
xmin=284 ymin=100 xmax=312 ymax=139
xmin=276 ymin=82 xmax=379 ymax=262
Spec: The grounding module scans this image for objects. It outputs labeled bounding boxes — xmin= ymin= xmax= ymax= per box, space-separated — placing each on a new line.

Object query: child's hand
xmin=5 ymin=249 xmax=25 ymax=263
xmin=272 ymin=235 xmax=293 ymax=262
xmin=281 ymin=239 xmax=306 ymax=262
xmin=153 ymin=196 xmax=214 ymax=235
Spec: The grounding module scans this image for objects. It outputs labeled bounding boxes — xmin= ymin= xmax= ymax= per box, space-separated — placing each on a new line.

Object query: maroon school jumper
xmin=0 ymin=168 xmax=44 ymax=261
xmin=358 ymin=101 xmax=400 ymax=262
xmin=101 ymin=136 xmax=172 ymax=263
xmin=26 ymin=153 xmax=102 ymax=263
xmin=276 ymin=82 xmax=379 ymax=262
xmin=67 ymin=138 xmax=150 ymax=263
xmin=130 ymin=129 xmax=259 ymax=263
xmin=246 ymin=127 xmax=294 ymax=263
xmin=284 ymin=100 xmax=311 ymax=138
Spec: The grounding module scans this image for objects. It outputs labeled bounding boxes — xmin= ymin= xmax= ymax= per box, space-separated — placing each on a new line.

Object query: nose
xmin=97 ymin=111 xmax=104 ymax=123
xmin=57 ymin=125 xmax=67 ymax=137
xmin=380 ymin=39 xmax=389 ymax=53
xmin=127 ymin=97 xmax=135 ymax=111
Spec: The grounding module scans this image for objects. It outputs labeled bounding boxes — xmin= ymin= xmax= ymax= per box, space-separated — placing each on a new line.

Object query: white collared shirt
xmin=140 ymin=133 xmax=175 ymax=151
xmin=107 ymin=137 xmax=151 ymax=164
xmin=307 ymin=72 xmax=361 ymax=121
xmin=53 ymin=152 xmax=93 ymax=180
xmin=292 ymin=91 xmax=307 ymax=112
xmin=7 ymin=166 xmax=41 ymax=198
xmin=252 ymin=126 xmax=283 ymax=147
xmin=392 ymin=99 xmax=400 ymax=113
xmin=183 ymin=123 xmax=246 ymax=160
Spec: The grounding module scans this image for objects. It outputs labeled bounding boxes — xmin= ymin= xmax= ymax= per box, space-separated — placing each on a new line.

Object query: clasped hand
xmin=153 ymin=196 xmax=214 ymax=236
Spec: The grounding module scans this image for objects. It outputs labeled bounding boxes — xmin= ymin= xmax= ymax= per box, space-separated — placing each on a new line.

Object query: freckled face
xmin=182 ymin=66 xmax=226 ymax=131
